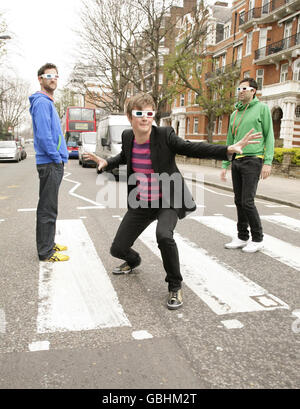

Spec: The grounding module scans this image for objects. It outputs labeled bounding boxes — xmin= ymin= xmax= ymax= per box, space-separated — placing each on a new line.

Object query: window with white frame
xmin=193 ymin=118 xmax=199 ymax=134
xmin=295 ymin=105 xmax=300 ymax=118
xmin=180 ymin=94 xmax=185 ymax=107
xmin=280 ymin=63 xmax=289 ymax=82
xmin=236 ymin=44 xmax=243 ymax=64
xmin=243 ymin=70 xmax=250 ymax=78
xmin=256 ymin=69 xmax=264 ymax=90
xmin=186 ymin=117 xmax=190 ymax=133
xmin=218 ymin=116 xmax=223 ymax=134
xmin=224 ymin=23 xmax=231 ymax=40
xmin=246 ymin=31 xmax=253 ymax=55
xmin=188 ymin=91 xmax=192 ymax=106
xmin=159 ymin=73 xmax=163 ymax=85
xmin=293 ymin=59 xmax=300 ymax=81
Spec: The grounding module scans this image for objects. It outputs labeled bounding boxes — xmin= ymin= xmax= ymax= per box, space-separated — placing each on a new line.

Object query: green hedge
xmin=273 ymin=148 xmax=300 ymax=166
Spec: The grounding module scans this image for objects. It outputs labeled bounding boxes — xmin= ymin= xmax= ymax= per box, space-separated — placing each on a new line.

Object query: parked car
xmin=17 ymin=141 xmax=27 ymax=160
xmin=0 ymin=140 xmax=21 ymax=162
xmin=78 ymin=132 xmax=97 ymax=167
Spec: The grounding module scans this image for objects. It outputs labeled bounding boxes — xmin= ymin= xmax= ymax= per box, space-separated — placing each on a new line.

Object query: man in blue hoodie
xmin=29 ymin=63 xmax=69 ymax=262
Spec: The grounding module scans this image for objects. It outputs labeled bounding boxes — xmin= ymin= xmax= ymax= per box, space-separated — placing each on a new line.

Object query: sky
xmin=1 ymin=0 xmax=82 ymax=93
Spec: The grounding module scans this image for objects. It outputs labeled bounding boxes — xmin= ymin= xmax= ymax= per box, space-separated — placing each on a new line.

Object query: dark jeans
xmin=36 ymin=163 xmax=64 ymax=260
xmin=231 ymin=157 xmax=263 ymax=242
xmin=110 ymin=207 xmax=182 ymax=292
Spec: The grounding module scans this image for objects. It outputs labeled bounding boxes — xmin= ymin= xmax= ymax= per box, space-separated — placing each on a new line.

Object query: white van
xmin=78 ymin=132 xmax=97 ymax=167
xmin=96 ymin=114 xmax=132 ymax=178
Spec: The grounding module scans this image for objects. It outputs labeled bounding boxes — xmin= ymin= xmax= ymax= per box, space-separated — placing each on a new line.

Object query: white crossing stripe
xmin=37 ymin=220 xmax=131 ymax=333
xmin=0 ymin=309 xmax=6 ymax=334
xmin=192 ymin=215 xmax=300 ymax=271
xmin=139 ymin=223 xmax=288 ymax=315
xmin=261 ymin=215 xmax=300 ymax=233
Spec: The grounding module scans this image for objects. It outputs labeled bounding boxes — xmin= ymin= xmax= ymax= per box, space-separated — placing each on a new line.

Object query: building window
xmin=218 ymin=117 xmax=223 ymax=134
xmin=243 ymin=70 xmax=250 ymax=79
xmin=224 ymin=24 xmax=231 ymax=40
xmin=293 ymin=59 xmax=300 ymax=81
xmin=280 ymin=63 xmax=289 ymax=82
xmin=295 ymin=105 xmax=300 ymax=118
xmin=235 ymin=44 xmax=242 ymax=64
xmin=180 ymin=94 xmax=185 ymax=107
xmin=256 ymin=69 xmax=264 ymax=90
xmin=193 ymin=118 xmax=199 ymax=134
xmin=187 ymin=91 xmax=192 ymax=106
xmin=246 ymin=32 xmax=253 ymax=55
xmin=186 ymin=117 xmax=190 ymax=133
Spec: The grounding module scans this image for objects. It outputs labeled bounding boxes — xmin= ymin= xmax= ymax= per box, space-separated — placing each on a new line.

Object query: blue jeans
xmin=36 ymin=163 xmax=64 ymax=260
xmin=231 ymin=157 xmax=263 ymax=242
xmin=110 ymin=207 xmax=182 ymax=291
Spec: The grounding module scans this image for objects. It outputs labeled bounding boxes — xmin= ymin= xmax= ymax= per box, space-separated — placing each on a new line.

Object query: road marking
xmin=261 ymin=215 xmax=300 ymax=233
xmin=0 ymin=219 xmax=5 ymax=223
xmin=221 ymin=319 xmax=244 ymax=329
xmin=77 ymin=206 xmax=104 ymax=210
xmin=192 ymin=215 xmax=300 ymax=271
xmin=29 ymin=341 xmax=50 ymax=352
xmin=37 ymin=219 xmax=131 ymax=333
xmin=0 ymin=309 xmax=6 ymax=334
xmin=63 ymin=172 xmax=105 ymax=209
xmin=139 ymin=223 xmax=288 ymax=315
xmin=264 ymin=205 xmax=290 ymax=208
xmin=18 ymin=208 xmax=36 ymax=212
xmin=132 ymin=330 xmax=153 ymax=340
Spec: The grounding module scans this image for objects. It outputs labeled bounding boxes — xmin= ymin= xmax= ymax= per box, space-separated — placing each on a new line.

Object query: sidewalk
xmin=177 ymin=163 xmax=300 ymax=209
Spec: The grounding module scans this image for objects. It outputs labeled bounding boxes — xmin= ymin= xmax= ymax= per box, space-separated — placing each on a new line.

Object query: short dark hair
xmin=126 ymin=93 xmax=156 ymax=118
xmin=38 ymin=63 xmax=58 ymax=77
xmin=240 ymin=77 xmax=258 ymax=97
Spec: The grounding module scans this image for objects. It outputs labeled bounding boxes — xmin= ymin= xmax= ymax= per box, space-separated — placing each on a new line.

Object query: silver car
xmin=0 ymin=140 xmax=21 ymax=162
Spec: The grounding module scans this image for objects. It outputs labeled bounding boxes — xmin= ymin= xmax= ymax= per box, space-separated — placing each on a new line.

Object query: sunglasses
xmin=237 ymin=86 xmax=254 ymax=92
xmin=132 ymin=110 xmax=155 ymax=118
xmin=40 ymin=74 xmax=59 ymax=80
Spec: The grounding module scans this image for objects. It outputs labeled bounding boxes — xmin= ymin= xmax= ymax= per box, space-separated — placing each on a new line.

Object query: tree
xmin=75 ymin=0 xmax=192 ymax=122
xmin=0 ymin=76 xmax=29 ymax=136
xmin=165 ymin=1 xmax=240 ymax=142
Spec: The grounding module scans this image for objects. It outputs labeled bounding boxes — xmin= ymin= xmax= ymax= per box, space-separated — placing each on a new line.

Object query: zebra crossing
xmin=0 ymin=212 xmax=299 ymax=353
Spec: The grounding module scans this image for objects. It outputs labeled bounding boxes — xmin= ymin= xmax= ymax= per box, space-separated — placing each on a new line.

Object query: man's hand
xmin=220 ymin=168 xmax=227 ymax=182
xmin=83 ymin=152 xmax=108 ymax=172
xmin=227 ymin=128 xmax=262 ymax=155
xmin=261 ymin=164 xmax=271 ymax=180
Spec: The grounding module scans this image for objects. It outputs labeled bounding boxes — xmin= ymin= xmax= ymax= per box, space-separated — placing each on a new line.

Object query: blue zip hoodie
xmin=29 ymin=91 xmax=68 ymax=164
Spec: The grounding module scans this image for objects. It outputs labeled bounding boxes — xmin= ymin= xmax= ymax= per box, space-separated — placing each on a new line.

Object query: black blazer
xmin=105 ymin=126 xmax=229 ymax=219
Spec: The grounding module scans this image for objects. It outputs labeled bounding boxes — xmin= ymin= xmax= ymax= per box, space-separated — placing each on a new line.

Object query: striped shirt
xmin=131 ymin=139 xmax=161 ymax=202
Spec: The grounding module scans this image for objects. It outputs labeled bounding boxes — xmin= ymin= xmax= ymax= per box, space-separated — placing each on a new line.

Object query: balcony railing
xmin=255 ymin=33 xmax=300 ymax=60
xmin=239 ymin=0 xmax=293 ymax=26
xmin=205 ymin=61 xmax=241 ymax=81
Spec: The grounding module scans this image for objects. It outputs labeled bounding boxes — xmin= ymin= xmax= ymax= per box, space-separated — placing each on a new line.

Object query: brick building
xmin=166 ymin=0 xmax=300 ymax=148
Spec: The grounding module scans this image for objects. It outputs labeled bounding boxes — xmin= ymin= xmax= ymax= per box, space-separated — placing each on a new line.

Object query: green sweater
xmin=222 ymin=96 xmax=274 ymax=169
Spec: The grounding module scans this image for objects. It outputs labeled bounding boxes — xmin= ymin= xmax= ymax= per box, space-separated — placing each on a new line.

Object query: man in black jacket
xmin=84 ymin=93 xmax=261 ymax=310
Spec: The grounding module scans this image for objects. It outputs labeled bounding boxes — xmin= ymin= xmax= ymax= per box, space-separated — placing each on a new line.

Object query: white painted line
xmin=77 ymin=206 xmax=104 ymax=210
xmin=225 ymin=205 xmax=236 ymax=208
xmin=63 ymin=172 xmax=105 ymax=208
xmin=37 ymin=219 xmax=131 ymax=333
xmin=18 ymin=208 xmax=36 ymax=212
xmin=80 ymin=216 xmax=87 ymax=219
xmin=139 ymin=223 xmax=288 ymax=315
xmin=261 ymin=215 xmax=300 ymax=233
xmin=193 ymin=215 xmax=300 ymax=272
xmin=0 ymin=219 xmax=5 ymax=223
xmin=0 ymin=309 xmax=6 ymax=334
xmin=29 ymin=341 xmax=50 ymax=352
xmin=132 ymin=330 xmax=153 ymax=340
xmin=292 ymin=310 xmax=300 ymax=319
xmin=221 ymin=319 xmax=244 ymax=329
xmin=264 ymin=205 xmax=289 ymax=208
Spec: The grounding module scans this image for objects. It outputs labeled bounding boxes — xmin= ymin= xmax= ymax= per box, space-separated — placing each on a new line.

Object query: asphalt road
xmin=0 ymin=144 xmax=299 ymax=391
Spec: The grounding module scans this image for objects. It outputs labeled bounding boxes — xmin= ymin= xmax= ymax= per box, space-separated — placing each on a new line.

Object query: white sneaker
xmin=242 ymin=241 xmax=263 ymax=253
xmin=225 ymin=237 xmax=248 ymax=249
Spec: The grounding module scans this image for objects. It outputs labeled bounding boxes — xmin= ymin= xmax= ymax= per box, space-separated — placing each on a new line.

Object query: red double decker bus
xmin=61 ymin=107 xmax=96 ymax=158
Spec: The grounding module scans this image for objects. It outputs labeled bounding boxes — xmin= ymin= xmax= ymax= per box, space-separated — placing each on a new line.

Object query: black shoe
xmin=112 ymin=258 xmax=141 ymax=275
xmin=167 ymin=289 xmax=183 ymax=310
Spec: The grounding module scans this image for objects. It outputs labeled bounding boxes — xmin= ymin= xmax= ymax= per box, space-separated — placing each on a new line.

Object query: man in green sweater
xmin=220 ymin=78 xmax=274 ymax=253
